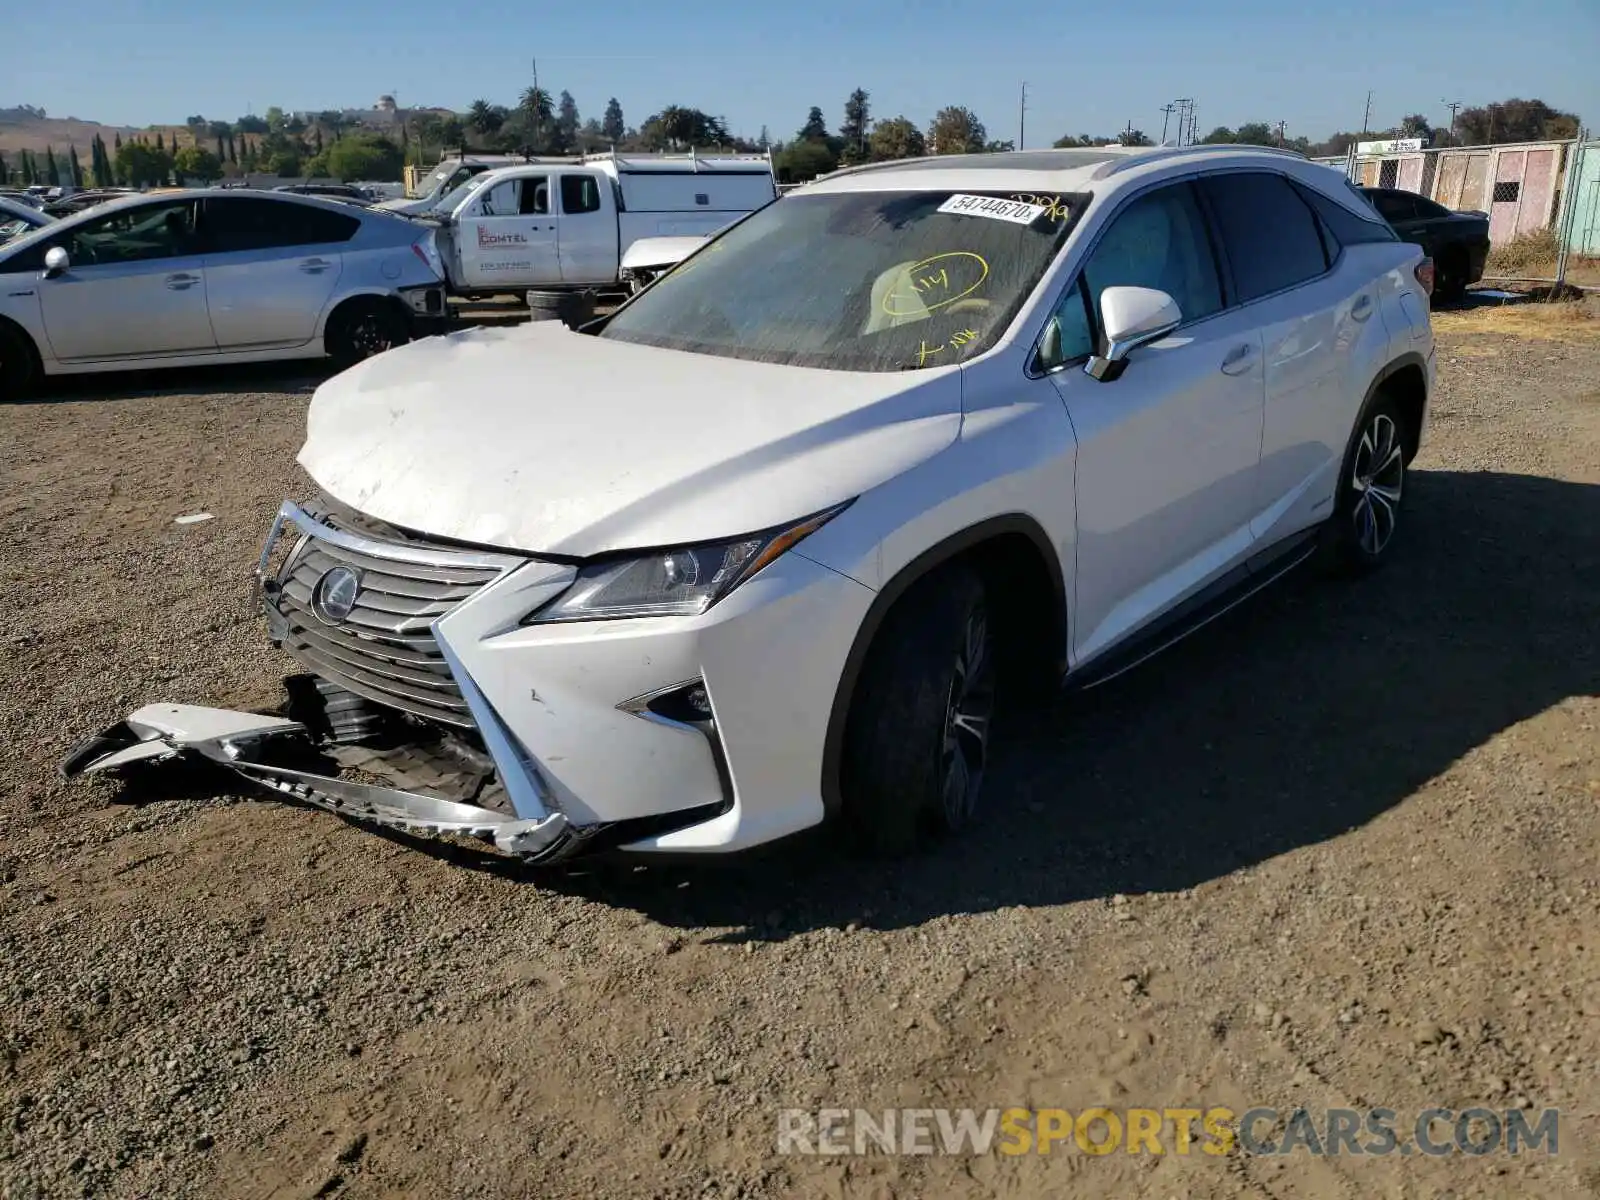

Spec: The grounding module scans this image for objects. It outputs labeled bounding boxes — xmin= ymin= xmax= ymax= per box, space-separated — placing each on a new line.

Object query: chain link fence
xmin=1330 ymin=135 xmax=1598 ymax=290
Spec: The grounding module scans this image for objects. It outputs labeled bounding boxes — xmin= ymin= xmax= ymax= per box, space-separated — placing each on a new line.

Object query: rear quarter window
xmin=1293 ymin=182 xmax=1400 ymax=253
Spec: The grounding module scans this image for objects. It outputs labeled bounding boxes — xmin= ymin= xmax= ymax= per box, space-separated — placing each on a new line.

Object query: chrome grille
xmin=264 ymin=502 xmax=524 ymax=729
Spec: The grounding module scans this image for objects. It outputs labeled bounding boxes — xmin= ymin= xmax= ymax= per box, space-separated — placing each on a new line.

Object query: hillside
xmin=0 ymin=116 xmax=201 ymax=159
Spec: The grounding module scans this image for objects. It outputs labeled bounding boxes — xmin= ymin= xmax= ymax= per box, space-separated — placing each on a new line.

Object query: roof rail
xmin=811 ymin=153 xmax=970 ymax=184
xmin=578 ymin=146 xmax=775 ymax=172
xmin=1090 ymin=142 xmax=1309 ymax=180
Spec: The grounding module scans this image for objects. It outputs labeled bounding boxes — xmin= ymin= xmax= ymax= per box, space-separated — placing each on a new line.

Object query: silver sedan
xmin=0 ymin=195 xmax=54 ymax=246
xmin=0 ymin=189 xmax=448 ymax=399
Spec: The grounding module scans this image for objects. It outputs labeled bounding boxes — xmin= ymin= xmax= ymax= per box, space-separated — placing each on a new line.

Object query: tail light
xmin=412 ymin=230 xmax=445 ymax=282
xmin=1414 ymin=257 xmax=1435 ymax=297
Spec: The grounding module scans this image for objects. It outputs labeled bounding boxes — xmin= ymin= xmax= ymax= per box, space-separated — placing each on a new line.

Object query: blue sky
xmin=9 ymin=0 xmax=1598 ymax=144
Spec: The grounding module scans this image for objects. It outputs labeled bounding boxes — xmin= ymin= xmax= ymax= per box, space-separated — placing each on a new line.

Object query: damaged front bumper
xmin=60 ymin=703 xmax=575 ymax=861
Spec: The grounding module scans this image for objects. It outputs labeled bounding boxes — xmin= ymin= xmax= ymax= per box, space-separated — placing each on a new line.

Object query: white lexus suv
xmin=65 ymin=145 xmax=1436 ymax=863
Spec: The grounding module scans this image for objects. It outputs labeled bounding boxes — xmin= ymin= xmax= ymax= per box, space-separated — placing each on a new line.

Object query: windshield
xmin=600 ymin=189 xmax=1085 ymax=372
xmin=423 ymin=164 xmax=489 ymax=204
xmin=435 ymin=173 xmax=488 ymax=214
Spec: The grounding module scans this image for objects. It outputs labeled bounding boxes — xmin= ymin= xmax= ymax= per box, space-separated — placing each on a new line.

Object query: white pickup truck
xmin=428 ymin=151 xmax=777 ymax=299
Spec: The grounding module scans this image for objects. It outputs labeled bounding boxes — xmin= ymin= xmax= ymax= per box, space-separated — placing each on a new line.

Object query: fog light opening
xmin=633 ymin=680 xmax=716 ymax=729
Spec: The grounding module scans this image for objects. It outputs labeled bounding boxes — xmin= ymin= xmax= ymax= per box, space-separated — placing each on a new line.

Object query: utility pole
xmin=1442 ymin=98 xmax=1462 ymax=146
xmin=1018 ymin=81 xmax=1027 ymax=151
xmin=1172 ymin=98 xmax=1193 ymax=146
xmin=531 ymin=57 xmax=541 ymax=152
xmin=1361 ymin=89 xmax=1373 ymax=135
xmin=1160 ymin=102 xmax=1176 ymax=144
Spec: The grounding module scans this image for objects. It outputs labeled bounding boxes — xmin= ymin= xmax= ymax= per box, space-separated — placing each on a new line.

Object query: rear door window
xmin=203 ymin=197 xmax=359 ymax=253
xmin=560 ymin=175 xmax=602 ymax=215
xmin=1198 ymin=172 xmax=1329 ymax=303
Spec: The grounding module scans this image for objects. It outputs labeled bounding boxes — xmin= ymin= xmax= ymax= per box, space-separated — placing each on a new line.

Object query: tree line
xmin=0 ymin=89 xmax=1581 ymax=190
xmin=1192 ymin=98 xmax=1580 ymax=158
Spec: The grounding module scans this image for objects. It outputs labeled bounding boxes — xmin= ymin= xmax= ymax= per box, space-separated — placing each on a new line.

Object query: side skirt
xmin=1066 ymin=525 xmax=1323 ymax=692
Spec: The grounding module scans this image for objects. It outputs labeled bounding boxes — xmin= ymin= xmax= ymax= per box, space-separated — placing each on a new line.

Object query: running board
xmin=1068 ymin=528 xmax=1322 ymax=692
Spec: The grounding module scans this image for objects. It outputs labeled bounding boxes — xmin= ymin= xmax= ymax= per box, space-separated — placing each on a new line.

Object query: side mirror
xmin=43 ymin=246 xmax=70 ymax=278
xmin=1085 ymin=285 xmax=1181 ymax=381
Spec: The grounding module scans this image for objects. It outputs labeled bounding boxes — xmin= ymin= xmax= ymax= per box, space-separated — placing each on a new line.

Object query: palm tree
xmin=657 ymin=106 xmax=698 ymax=148
xmin=519 ymin=87 xmax=553 ymax=149
xmin=467 ymin=101 xmax=502 ymax=145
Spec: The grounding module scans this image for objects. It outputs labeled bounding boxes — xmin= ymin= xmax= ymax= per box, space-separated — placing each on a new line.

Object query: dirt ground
xmin=1 ymin=298 xmax=1598 ymax=1200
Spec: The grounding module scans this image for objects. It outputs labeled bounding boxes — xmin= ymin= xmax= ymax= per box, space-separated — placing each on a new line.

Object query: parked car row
xmin=0 ymin=188 xmax=447 ymax=399
xmin=0 ymin=195 xmax=55 ymax=245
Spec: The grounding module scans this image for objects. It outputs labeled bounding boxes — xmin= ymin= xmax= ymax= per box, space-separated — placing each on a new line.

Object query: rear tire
xmin=0 ymin=322 xmax=39 ymax=402
xmin=1328 ymin=391 xmax=1407 ymax=575
xmin=525 ymin=290 xmax=595 ymax=329
xmin=325 ymin=299 xmax=409 ymax=368
xmin=1433 ymin=247 xmax=1469 ymax=305
xmin=840 ymin=565 xmax=997 ymax=857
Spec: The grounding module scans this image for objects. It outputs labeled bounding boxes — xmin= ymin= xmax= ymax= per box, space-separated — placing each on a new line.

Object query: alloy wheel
xmin=1350 ymin=412 xmax=1404 ymax=556
xmin=350 ymin=315 xmax=395 ymax=359
xmin=940 ymin=605 xmax=996 ymax=828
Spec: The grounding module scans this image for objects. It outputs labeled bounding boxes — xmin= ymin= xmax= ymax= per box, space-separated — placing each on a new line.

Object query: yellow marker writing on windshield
xmin=883 ymin=252 xmax=991 ymax=316
xmin=1011 ymin=193 xmax=1072 ymax=222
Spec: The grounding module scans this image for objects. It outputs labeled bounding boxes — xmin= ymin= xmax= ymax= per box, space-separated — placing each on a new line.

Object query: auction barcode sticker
xmin=936 ymin=194 xmax=1047 ymax=224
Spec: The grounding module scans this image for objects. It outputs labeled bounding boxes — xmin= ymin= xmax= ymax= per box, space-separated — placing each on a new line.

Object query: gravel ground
xmin=2 ymin=302 xmax=1598 ymax=1199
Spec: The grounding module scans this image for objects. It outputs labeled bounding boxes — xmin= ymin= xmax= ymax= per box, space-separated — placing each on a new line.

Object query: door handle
xmin=165 ymin=274 xmax=200 ymax=290
xmin=299 ymin=259 xmax=332 ymax=273
xmin=1219 ymin=343 xmax=1257 ymax=375
xmin=1351 ymin=294 xmax=1374 ymax=321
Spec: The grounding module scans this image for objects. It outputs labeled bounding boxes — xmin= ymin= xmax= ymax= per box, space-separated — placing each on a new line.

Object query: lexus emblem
xmin=311 ymin=565 xmax=362 ymax=625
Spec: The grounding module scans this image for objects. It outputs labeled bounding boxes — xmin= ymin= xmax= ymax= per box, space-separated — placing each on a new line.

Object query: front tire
xmin=325 ymin=299 xmax=409 ymax=368
xmin=840 ymin=565 xmax=997 ymax=856
xmin=0 ymin=322 xmax=39 ymax=402
xmin=1330 ymin=393 xmax=1407 ymax=573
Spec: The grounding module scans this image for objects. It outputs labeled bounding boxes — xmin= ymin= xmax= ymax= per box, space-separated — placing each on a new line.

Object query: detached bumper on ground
xmin=61 ymin=703 xmax=576 ymax=860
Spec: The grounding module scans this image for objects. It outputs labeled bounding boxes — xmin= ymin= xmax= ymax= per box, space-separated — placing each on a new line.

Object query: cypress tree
xmin=45 ymin=147 xmax=61 ymax=187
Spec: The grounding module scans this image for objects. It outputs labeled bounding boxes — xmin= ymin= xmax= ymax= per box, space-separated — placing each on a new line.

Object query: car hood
xmin=298 ymin=322 xmax=963 ymax=556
